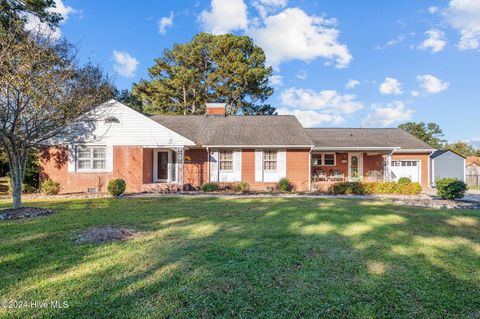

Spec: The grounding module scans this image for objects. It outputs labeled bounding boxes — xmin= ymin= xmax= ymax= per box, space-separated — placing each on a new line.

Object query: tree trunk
xmin=3 ymin=141 xmax=28 ymax=209
xmin=11 ymin=170 xmax=22 ymax=209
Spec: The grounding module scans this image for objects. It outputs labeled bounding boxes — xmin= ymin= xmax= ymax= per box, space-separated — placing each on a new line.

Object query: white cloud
xmin=362 ymin=101 xmax=414 ymax=126
xmin=296 ymin=70 xmax=307 ymax=80
xmin=113 ymin=50 xmax=139 ymax=77
xmin=375 ymin=34 xmax=405 ymax=50
xmin=199 ymin=0 xmax=248 ymax=34
xmin=428 ymin=6 xmax=439 ymax=14
xmin=253 ymin=0 xmax=288 ymax=17
xmin=280 ymin=87 xmax=363 ymax=114
xmin=346 ymin=79 xmax=360 ymax=89
xmin=411 ymin=90 xmax=420 ymax=97
xmin=444 ymin=0 xmax=480 ymax=50
xmin=416 ymin=74 xmax=449 ymax=93
xmin=418 ymin=30 xmax=447 ymax=53
xmin=158 ymin=12 xmax=174 ymax=35
xmin=248 ymin=7 xmax=352 ymax=69
xmin=277 ymin=108 xmax=344 ymax=127
xmin=24 ymin=0 xmax=76 ymax=38
xmin=379 ymin=77 xmax=403 ymax=95
xmin=269 ymin=75 xmax=283 ymax=86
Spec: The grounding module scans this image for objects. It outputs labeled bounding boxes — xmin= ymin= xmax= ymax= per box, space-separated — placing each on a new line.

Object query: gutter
xmin=203 ymin=145 xmax=315 ymax=148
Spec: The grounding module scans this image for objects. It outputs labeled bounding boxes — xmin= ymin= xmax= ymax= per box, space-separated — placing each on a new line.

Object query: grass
xmin=0 ymin=197 xmax=479 ymax=318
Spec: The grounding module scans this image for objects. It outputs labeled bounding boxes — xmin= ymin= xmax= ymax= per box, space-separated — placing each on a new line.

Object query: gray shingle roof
xmin=151 ymin=115 xmax=314 ymax=146
xmin=305 ymin=128 xmax=433 ymax=150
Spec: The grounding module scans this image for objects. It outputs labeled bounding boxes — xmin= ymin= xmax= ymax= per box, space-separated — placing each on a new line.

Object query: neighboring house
xmin=40 ymin=100 xmax=434 ymax=194
xmin=466 ymin=157 xmax=480 ymax=187
xmin=429 ymin=150 xmax=466 ymax=187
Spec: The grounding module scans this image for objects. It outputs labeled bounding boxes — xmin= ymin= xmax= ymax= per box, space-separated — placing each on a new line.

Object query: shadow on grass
xmin=0 ymin=197 xmax=479 ymax=318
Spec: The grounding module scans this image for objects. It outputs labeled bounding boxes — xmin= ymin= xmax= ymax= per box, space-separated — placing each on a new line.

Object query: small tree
xmin=0 ymin=22 xmax=113 ymax=208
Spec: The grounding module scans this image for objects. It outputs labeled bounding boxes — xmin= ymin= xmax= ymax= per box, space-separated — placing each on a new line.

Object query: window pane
xmin=219 ymin=150 xmax=232 ymax=160
xmin=78 ymin=160 xmax=91 ymax=169
xmin=93 ymin=160 xmax=105 ymax=169
xmin=264 ymin=161 xmax=277 ymax=171
xmin=220 ymin=161 xmax=233 ymax=171
xmin=77 ymin=146 xmax=91 ymax=159
xmin=324 ymin=154 xmax=335 ymax=165
xmin=264 ymin=150 xmax=277 ymax=161
xmin=93 ymin=147 xmax=105 ymax=159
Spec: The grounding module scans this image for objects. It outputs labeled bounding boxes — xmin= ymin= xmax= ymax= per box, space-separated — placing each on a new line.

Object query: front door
xmin=157 ymin=151 xmax=169 ymax=181
xmin=348 ymin=153 xmax=363 ymax=180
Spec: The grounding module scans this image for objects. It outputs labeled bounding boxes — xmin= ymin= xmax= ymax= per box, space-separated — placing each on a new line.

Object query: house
xmin=466 ymin=157 xmax=480 ymax=187
xmin=429 ymin=150 xmax=466 ymax=186
xmin=40 ymin=100 xmax=434 ymax=194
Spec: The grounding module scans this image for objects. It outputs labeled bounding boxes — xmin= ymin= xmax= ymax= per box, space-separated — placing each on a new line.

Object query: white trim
xmin=313 ymin=153 xmax=336 ymax=166
xmin=393 ymin=149 xmax=435 ymax=153
xmin=74 ymin=145 xmax=111 ymax=173
xmin=204 ymin=145 xmax=314 ymax=148
xmin=153 ymin=149 xmax=177 ymax=183
xmin=314 ymin=147 xmax=397 ymax=151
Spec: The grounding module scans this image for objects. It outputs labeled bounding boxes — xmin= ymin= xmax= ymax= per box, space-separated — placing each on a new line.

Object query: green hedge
xmin=107 ymin=178 xmax=126 ymax=196
xmin=234 ymin=181 xmax=250 ymax=193
xmin=279 ymin=177 xmax=290 ymax=191
xmin=200 ymin=182 xmax=219 ymax=192
xmin=331 ymin=181 xmax=422 ymax=195
xmin=436 ymin=178 xmax=467 ymax=200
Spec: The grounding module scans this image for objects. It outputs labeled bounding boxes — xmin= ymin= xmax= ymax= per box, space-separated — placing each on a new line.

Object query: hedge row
xmin=330 ymin=181 xmax=422 ymax=195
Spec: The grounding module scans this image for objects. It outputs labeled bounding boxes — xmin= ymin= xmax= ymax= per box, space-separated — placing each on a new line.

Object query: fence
xmin=467 ymin=174 xmax=479 ymax=187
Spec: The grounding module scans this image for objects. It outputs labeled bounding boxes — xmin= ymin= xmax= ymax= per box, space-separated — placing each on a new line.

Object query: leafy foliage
xmin=115 ymin=89 xmax=144 ymax=113
xmin=436 ymin=178 xmax=467 ymax=200
xmin=133 ymin=33 xmax=274 ymax=115
xmin=107 ymin=179 xmax=126 ymax=197
xmin=331 ymin=181 xmax=422 ymax=195
xmin=444 ymin=142 xmax=476 ymax=158
xmin=200 ymin=182 xmax=219 ymax=192
xmin=398 ymin=122 xmax=445 ymax=149
xmin=40 ymin=179 xmax=60 ymax=195
xmin=0 ymin=0 xmax=62 ymax=29
xmin=398 ymin=177 xmax=412 ymax=185
xmin=279 ymin=177 xmax=291 ymax=192
xmin=234 ymin=181 xmax=250 ymax=193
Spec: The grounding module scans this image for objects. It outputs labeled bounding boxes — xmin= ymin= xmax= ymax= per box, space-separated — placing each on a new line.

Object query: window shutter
xmin=278 ymin=149 xmax=286 ymax=179
xmin=255 ymin=149 xmax=263 ymax=182
xmin=67 ymin=145 xmax=75 ymax=172
xmin=209 ymin=149 xmax=219 ymax=182
xmin=105 ymin=145 xmax=114 ymax=172
xmin=234 ymin=149 xmax=242 ymax=181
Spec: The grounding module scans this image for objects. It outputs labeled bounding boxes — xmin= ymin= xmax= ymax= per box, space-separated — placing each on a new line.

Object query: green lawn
xmin=0 ymin=197 xmax=479 ymax=318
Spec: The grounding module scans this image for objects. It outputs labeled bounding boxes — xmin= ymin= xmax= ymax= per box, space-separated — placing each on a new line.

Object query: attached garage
xmin=430 ymin=150 xmax=466 ymax=186
xmin=390 ymin=160 xmax=421 ymax=183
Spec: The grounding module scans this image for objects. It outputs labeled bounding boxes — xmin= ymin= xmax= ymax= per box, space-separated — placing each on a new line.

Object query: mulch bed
xmin=75 ymin=226 xmax=136 ymax=244
xmin=0 ymin=207 xmax=53 ymax=220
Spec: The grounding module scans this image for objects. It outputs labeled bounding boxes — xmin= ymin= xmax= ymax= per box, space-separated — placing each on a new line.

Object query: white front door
xmin=153 ymin=150 xmax=177 ymax=183
xmin=348 ymin=152 xmax=363 ymax=180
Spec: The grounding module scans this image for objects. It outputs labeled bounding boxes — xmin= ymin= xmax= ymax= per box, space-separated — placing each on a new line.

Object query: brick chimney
xmin=205 ymin=103 xmax=226 ymax=116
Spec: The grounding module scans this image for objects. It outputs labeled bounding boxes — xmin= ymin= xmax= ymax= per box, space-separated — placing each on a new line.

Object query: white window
xmin=313 ymin=153 xmax=336 ymax=166
xmin=76 ymin=146 xmax=106 ymax=171
xmin=392 ymin=160 xmax=417 ymax=167
xmin=263 ymin=150 xmax=277 ymax=171
xmin=219 ymin=150 xmax=233 ymax=171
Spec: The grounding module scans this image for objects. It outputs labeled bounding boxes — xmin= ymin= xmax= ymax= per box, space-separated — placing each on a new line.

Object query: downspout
xmin=206 ymin=146 xmax=210 ymax=183
xmin=308 ymin=147 xmax=313 ymax=192
xmin=385 ymin=148 xmax=399 ymax=182
xmin=429 ymin=150 xmax=435 ymax=188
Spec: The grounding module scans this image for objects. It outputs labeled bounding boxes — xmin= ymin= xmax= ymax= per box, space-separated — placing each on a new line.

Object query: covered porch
xmin=311 ymin=150 xmax=394 ymax=192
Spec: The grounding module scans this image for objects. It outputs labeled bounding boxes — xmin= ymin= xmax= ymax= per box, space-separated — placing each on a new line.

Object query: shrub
xmin=200 ymin=182 xmax=219 ymax=192
xmin=234 ymin=181 xmax=250 ymax=193
xmin=107 ymin=178 xmax=126 ymax=196
xmin=7 ymin=179 xmax=38 ymax=194
xmin=279 ymin=177 xmax=291 ymax=192
xmin=436 ymin=178 xmax=467 ymax=200
xmin=40 ymin=179 xmax=61 ymax=195
xmin=398 ymin=177 xmax=412 ymax=185
xmin=330 ymin=182 xmax=365 ymax=195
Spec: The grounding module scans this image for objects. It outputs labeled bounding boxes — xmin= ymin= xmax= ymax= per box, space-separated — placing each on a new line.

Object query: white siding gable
xmin=53 ymin=100 xmax=195 ymax=147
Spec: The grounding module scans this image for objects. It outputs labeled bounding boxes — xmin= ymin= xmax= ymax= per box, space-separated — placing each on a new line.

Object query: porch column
xmin=384 ymin=154 xmax=392 ymax=182
xmin=175 ymin=147 xmax=184 ymax=188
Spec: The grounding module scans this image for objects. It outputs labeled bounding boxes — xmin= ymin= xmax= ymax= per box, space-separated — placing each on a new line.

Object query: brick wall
xmin=40 ymin=146 xmax=145 ymax=194
xmin=392 ymin=153 xmax=430 ymax=187
xmin=183 ymin=148 xmax=208 ymax=188
xmin=143 ymin=148 xmax=153 ymax=184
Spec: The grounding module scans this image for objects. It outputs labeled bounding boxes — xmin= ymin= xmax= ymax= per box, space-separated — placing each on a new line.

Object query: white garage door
xmin=390 ymin=160 xmax=420 ymax=182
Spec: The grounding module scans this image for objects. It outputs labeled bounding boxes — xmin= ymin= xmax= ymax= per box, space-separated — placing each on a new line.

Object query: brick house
xmin=40 ymin=100 xmax=434 ymax=194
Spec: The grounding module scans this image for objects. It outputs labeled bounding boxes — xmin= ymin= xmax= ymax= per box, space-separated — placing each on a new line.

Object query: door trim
xmin=348 ymin=152 xmax=363 ymax=180
xmin=153 ymin=149 xmax=176 ymax=183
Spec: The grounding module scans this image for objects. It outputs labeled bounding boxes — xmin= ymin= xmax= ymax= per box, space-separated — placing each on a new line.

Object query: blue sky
xmin=50 ymin=0 xmax=479 ymax=145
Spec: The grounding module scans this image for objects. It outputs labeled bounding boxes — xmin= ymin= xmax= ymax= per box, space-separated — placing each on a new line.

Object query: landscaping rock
xmin=0 ymin=207 xmax=52 ymax=220
xmin=76 ymin=226 xmax=136 ymax=244
xmin=388 ymin=198 xmax=480 ymax=210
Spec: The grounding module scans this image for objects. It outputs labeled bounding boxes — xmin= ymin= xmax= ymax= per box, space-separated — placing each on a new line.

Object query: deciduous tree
xmin=0 ymin=22 xmax=113 ymax=208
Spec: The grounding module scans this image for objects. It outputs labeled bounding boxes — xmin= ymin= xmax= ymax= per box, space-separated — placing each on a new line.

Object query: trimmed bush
xmin=107 ymin=178 xmax=126 ymax=197
xmin=332 ymin=181 xmax=422 ymax=195
xmin=331 ymin=182 xmax=365 ymax=195
xmin=234 ymin=181 xmax=250 ymax=193
xmin=279 ymin=177 xmax=291 ymax=192
xmin=200 ymin=182 xmax=219 ymax=192
xmin=40 ymin=179 xmax=61 ymax=195
xmin=398 ymin=177 xmax=412 ymax=185
xmin=436 ymin=178 xmax=467 ymax=200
